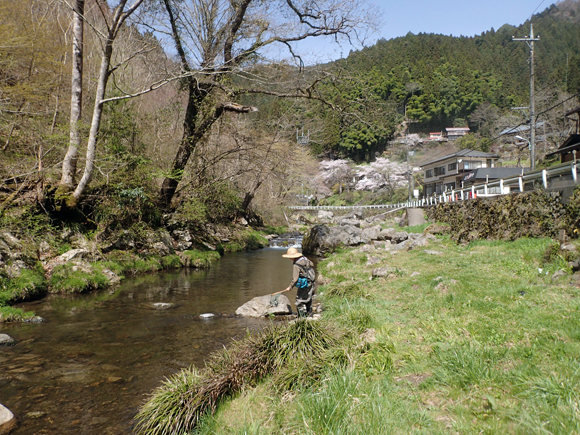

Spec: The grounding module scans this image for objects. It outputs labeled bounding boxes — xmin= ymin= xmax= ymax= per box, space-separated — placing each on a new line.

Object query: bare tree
xmin=156 ymin=0 xmax=378 ymax=209
xmin=60 ymin=0 xmax=84 ymax=189
xmin=57 ymin=0 xmax=151 ymax=204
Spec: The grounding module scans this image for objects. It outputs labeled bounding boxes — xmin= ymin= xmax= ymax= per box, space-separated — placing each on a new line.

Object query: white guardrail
xmin=288 ymin=161 xmax=579 ymax=211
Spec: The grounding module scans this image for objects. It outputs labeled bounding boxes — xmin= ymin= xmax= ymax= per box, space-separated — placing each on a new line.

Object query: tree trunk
xmin=159 ymin=84 xmax=223 ymax=209
xmin=72 ymin=39 xmax=113 ymax=201
xmin=61 ymin=0 xmax=84 ymax=188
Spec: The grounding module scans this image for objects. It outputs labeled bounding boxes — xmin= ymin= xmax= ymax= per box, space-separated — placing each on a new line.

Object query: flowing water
xmin=0 ymin=247 xmax=300 ymax=435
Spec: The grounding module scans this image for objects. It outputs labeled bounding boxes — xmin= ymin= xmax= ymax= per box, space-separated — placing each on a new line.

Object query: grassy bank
xmin=137 ymin=232 xmax=580 ymax=434
xmin=0 ymin=249 xmax=222 ymax=322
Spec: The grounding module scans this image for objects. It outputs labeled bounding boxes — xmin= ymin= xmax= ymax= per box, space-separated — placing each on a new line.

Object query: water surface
xmin=0 ymin=248 xmax=297 ymax=434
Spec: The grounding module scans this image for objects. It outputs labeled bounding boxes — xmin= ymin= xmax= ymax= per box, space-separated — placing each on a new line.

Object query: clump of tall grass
xmin=135 ymin=320 xmax=343 ymax=435
xmin=323 ymin=281 xmax=368 ymax=299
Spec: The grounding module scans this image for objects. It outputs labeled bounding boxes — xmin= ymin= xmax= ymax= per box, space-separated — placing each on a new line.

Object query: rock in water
xmin=153 ymin=303 xmax=175 ymax=309
xmin=0 ymin=403 xmax=16 ymax=434
xmin=0 ymin=334 xmax=14 ymax=345
xmin=199 ymin=313 xmax=215 ymax=319
xmin=236 ymin=295 xmax=292 ymax=318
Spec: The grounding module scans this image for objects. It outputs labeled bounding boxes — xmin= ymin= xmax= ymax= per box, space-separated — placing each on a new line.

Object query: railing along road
xmin=288 ymin=161 xmax=579 ymax=211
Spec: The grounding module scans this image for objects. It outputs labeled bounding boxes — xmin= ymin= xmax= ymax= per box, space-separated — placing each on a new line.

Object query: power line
xmin=535 ymin=91 xmax=580 ymax=119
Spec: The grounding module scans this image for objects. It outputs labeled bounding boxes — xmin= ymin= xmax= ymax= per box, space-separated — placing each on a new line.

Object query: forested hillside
xmin=345 ymin=0 xmax=580 ymax=125
xmin=302 ymin=0 xmax=580 ymax=160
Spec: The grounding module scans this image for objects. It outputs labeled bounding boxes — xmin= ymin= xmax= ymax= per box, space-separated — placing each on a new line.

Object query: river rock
xmin=153 ymin=303 xmax=175 ymax=309
xmin=423 ymin=223 xmax=450 ymax=236
xmin=552 ymin=269 xmax=567 ymax=280
xmin=371 ymin=267 xmax=399 ymax=278
xmin=0 ymin=403 xmax=16 ymax=434
xmin=391 ymin=231 xmax=409 ymax=243
xmin=199 ymin=313 xmax=215 ymax=319
xmin=56 ymin=248 xmax=90 ymax=262
xmin=561 ymin=243 xmax=578 ymax=253
xmin=405 ymin=236 xmax=428 ymax=250
xmin=101 ymin=268 xmax=121 ymax=285
xmin=236 ymin=295 xmax=292 ymax=317
xmin=345 ymin=210 xmax=364 ymax=220
xmin=366 ymin=212 xmax=389 ymax=223
xmin=303 ymin=224 xmax=365 ymax=255
xmin=23 ymin=316 xmax=43 ymax=323
xmin=338 ymin=218 xmax=361 ymax=228
xmin=361 ymin=225 xmax=382 ymax=242
xmin=103 ymin=231 xmax=135 ymax=252
xmin=173 ymin=229 xmax=193 ymax=251
xmin=317 ymin=210 xmax=334 ymax=222
xmin=0 ymin=232 xmax=21 ymax=249
xmin=0 ymin=334 xmax=14 ymax=345
xmin=378 ymin=227 xmax=396 ymax=241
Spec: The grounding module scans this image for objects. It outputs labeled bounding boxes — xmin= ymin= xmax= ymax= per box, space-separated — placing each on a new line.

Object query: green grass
xmin=0 ymin=306 xmax=36 ymax=322
xmin=141 ymin=234 xmax=580 ymax=435
xmin=0 ymin=264 xmax=46 ymax=320
xmin=180 ymin=250 xmax=221 ymax=268
xmin=49 ymin=263 xmax=110 ymax=293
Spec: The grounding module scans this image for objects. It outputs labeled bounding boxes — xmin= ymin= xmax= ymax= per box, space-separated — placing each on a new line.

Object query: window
xmin=434 ymin=166 xmax=446 ymax=176
xmin=425 ymin=169 xmax=433 ymax=178
xmin=444 ymin=182 xmax=456 ymax=191
xmin=464 ymin=160 xmax=482 ymax=170
xmin=448 ymin=162 xmax=457 ymax=171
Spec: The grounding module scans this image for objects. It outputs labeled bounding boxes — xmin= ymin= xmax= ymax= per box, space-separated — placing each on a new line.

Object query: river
xmin=0 ymin=247 xmax=299 ymax=435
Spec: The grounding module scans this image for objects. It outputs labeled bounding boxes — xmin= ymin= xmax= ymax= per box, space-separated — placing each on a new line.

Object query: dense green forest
xmin=305 ymin=0 xmax=580 ymax=159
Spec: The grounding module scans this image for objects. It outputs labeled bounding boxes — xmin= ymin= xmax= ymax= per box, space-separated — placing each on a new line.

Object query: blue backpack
xmin=296 ymin=259 xmax=315 ymax=289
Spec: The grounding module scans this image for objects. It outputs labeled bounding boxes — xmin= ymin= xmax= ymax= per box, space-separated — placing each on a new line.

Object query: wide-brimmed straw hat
xmin=282 ymin=247 xmax=303 ymax=259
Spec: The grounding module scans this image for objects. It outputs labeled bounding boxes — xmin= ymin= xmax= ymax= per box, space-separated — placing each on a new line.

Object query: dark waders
xmin=296 ymin=285 xmax=314 ymax=317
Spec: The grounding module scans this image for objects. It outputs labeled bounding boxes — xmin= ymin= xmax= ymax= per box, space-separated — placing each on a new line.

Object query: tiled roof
xmin=420 ymin=149 xmax=500 ymax=167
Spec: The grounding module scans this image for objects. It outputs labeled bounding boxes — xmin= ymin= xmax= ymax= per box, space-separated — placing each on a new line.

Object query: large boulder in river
xmin=303 ymin=224 xmax=364 ymax=256
xmin=236 ymin=295 xmax=293 ymax=317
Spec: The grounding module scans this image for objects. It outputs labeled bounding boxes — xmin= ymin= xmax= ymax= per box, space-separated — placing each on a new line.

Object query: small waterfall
xmin=268 ymin=231 xmax=303 ymax=249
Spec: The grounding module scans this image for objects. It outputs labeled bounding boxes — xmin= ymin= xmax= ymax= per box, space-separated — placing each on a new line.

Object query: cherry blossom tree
xmin=354 ymin=157 xmax=407 ymax=197
xmin=314 ymin=159 xmax=353 ymax=196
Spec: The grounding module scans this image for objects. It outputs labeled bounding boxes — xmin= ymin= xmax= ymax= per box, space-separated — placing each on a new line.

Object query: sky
xmin=295 ymin=0 xmax=557 ymax=64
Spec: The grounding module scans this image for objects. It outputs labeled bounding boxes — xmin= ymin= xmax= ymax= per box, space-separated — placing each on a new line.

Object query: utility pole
xmin=513 ymin=24 xmax=540 ymax=170
xmin=406 ymin=130 xmax=411 ymax=201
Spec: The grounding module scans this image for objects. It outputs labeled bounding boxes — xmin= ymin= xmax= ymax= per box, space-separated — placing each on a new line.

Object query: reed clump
xmin=134 ymin=320 xmax=343 ymax=435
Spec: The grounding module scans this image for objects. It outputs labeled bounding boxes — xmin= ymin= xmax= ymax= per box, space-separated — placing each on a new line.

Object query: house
xmin=445 ymin=127 xmax=470 ymax=141
xmin=428 ymin=132 xmax=444 ymax=141
xmin=461 ymin=167 xmax=525 ymax=194
xmin=545 ymin=134 xmax=580 ymax=163
xmin=420 ymin=149 xmax=500 ymax=196
xmin=498 ymin=121 xmax=546 ymax=138
xmin=545 ymin=107 xmax=580 ymax=164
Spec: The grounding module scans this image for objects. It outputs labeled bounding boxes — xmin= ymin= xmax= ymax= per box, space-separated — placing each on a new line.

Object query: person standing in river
xmin=281 ymin=247 xmax=316 ymax=317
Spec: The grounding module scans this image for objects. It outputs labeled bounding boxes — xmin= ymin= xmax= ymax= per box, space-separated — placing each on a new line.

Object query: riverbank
xmin=138 ymin=229 xmax=580 ymax=434
xmin=0 ymin=223 xmax=277 ymax=323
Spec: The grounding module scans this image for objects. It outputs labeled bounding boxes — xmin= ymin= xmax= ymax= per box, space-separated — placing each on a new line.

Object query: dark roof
xmin=462 ymin=167 xmax=525 ymax=182
xmin=545 ymin=134 xmax=580 ymax=158
xmin=420 ymin=149 xmax=500 ymax=168
xmin=498 ymin=121 xmax=546 ymax=136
